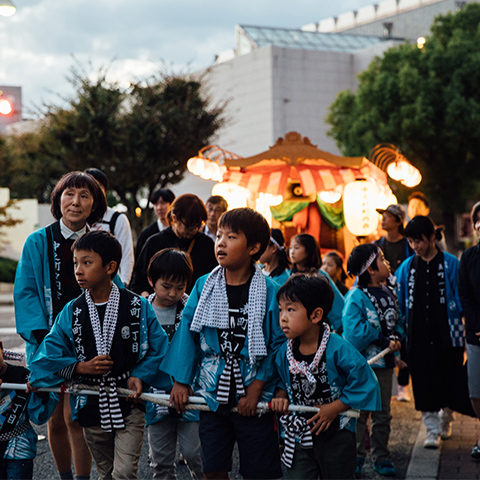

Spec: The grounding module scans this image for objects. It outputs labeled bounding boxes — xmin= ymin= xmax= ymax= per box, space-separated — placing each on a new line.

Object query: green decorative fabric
xmin=270 ymin=202 xmax=309 ymax=222
xmin=270 ymin=198 xmax=345 ymax=229
xmin=316 ymin=196 xmax=345 ymax=229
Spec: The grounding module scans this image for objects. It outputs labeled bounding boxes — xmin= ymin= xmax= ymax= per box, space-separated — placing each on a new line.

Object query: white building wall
xmin=270 ymin=47 xmax=356 ymax=153
xmin=202 ymin=42 xmax=401 ymax=157
xmin=203 ymin=47 xmax=276 ymax=157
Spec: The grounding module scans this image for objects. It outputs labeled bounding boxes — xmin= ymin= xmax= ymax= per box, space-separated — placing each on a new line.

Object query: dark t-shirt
xmin=377 ymin=237 xmax=410 ymax=273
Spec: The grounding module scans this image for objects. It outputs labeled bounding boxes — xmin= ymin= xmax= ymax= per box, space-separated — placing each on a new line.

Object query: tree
xmin=6 ymin=65 xmax=225 ymax=233
xmin=326 ymin=3 xmax=480 ymax=243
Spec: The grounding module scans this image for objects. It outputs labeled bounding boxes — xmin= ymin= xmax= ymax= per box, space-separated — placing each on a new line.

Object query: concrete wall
xmin=203 ymin=41 xmax=400 ymax=156
xmin=315 ymin=0 xmax=475 ymax=41
xmin=270 ymin=47 xmax=356 ymax=153
xmin=203 ymin=47 xmax=275 ymax=157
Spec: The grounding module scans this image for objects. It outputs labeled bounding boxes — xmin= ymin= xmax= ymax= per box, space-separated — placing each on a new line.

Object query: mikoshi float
xmin=187 ymin=132 xmax=421 ymax=258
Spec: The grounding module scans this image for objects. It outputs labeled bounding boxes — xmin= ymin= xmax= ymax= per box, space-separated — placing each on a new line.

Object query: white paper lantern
xmin=212 ymin=182 xmax=249 ymax=209
xmin=343 ymin=180 xmax=379 ymax=236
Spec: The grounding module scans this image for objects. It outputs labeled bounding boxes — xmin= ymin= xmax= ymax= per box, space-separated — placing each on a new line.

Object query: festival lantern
xmin=343 ymin=180 xmax=379 ymax=237
xmin=211 ymin=182 xmax=249 ymax=209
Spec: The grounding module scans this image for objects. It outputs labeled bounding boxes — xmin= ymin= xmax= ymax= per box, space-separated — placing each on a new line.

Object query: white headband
xmin=270 ymin=236 xmax=284 ymax=250
xmin=349 ymin=250 xmax=378 ymax=277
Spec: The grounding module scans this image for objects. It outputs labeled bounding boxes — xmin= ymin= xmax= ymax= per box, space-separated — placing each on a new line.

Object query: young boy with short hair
xmin=343 ymin=244 xmax=403 ymax=477
xmin=30 ymin=231 xmax=169 ymax=480
xmin=162 ymin=208 xmax=286 ymax=480
xmin=0 ymin=341 xmax=57 ymax=480
xmin=145 ymin=248 xmax=203 ymax=479
xmin=271 ymin=274 xmax=380 ymax=479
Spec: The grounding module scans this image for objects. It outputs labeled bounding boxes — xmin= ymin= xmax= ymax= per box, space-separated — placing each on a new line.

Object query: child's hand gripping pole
xmin=0 ymin=348 xmax=392 ymax=418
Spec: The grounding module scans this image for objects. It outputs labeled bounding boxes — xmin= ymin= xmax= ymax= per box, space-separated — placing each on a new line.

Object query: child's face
xmin=73 ymin=249 xmax=116 ymax=291
xmin=279 ymin=298 xmax=319 ymax=340
xmin=407 ymin=234 xmax=434 ymax=258
xmin=150 ymin=276 xmax=187 ymax=308
xmin=60 ymin=187 xmax=94 ymax=231
xmin=289 ymin=238 xmax=308 ymax=267
xmin=215 ymin=227 xmax=258 ymax=271
xmin=373 ymin=250 xmax=391 ymax=282
xmin=321 ymin=256 xmax=338 ymax=280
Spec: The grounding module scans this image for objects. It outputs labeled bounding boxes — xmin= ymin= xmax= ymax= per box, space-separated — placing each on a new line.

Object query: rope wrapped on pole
xmin=0 ymin=346 xmax=392 ymax=418
xmin=0 ymin=383 xmax=361 ymax=417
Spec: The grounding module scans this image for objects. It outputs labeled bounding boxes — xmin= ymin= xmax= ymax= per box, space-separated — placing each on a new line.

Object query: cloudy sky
xmin=0 ymin=0 xmax=376 ymax=115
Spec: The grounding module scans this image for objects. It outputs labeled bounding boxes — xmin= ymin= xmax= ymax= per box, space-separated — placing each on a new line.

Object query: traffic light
xmin=0 ymin=86 xmax=21 ymax=133
xmin=0 ymin=98 xmax=12 ymax=116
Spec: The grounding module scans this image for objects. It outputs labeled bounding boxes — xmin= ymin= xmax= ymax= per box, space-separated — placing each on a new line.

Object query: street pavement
xmin=2 ymin=289 xmax=480 ymax=479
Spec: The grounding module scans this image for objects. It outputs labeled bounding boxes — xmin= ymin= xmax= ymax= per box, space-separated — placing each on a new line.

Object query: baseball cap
xmin=376 ymin=204 xmax=406 ymax=223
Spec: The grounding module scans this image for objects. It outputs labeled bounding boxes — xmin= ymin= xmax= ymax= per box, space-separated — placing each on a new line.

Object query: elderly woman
xmin=14 ymin=171 xmax=107 ymax=480
xmin=131 ymin=193 xmax=217 ymax=296
xmin=459 ymin=202 xmax=480 ymax=459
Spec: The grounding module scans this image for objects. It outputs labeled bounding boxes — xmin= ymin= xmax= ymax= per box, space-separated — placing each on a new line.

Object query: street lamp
xmin=0 ymin=0 xmax=15 ymax=17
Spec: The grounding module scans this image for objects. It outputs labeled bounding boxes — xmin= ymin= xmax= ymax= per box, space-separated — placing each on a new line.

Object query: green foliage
xmin=0 ymin=256 xmax=17 ymax=283
xmin=0 ymin=64 xmax=226 ymax=233
xmin=326 ymin=3 xmax=480 ymax=219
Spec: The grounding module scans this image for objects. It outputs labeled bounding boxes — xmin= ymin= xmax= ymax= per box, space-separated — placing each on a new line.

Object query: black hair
xmin=72 ymin=231 xmax=122 ymax=278
xmin=347 ymin=243 xmax=380 ymax=287
xmin=324 ymin=251 xmax=348 ymax=282
xmin=147 ymin=248 xmax=193 ymax=286
xmin=206 ymin=195 xmax=228 ymax=211
xmin=169 ymin=194 xmax=207 ymax=226
xmin=269 ymin=228 xmax=290 ymax=277
xmin=408 ymin=191 xmax=430 ymax=209
xmin=290 ymin=233 xmax=321 ymax=273
xmin=471 ymin=201 xmax=480 ymax=225
xmin=218 ymin=208 xmax=270 ymax=261
xmin=277 ymin=274 xmax=334 ymax=319
xmin=404 ymin=215 xmax=442 ymax=241
xmin=151 ymin=188 xmax=175 ymax=205
xmin=50 ymin=171 xmax=107 ymax=225
xmin=85 ymin=168 xmax=108 ymax=191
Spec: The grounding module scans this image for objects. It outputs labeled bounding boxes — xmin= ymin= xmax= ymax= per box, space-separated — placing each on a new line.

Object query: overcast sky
xmin=0 ymin=0 xmax=376 ymax=115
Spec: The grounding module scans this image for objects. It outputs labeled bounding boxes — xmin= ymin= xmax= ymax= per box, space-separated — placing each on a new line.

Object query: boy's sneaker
xmin=355 ymin=457 xmax=364 ymax=478
xmin=472 ymin=443 xmax=480 ymax=459
xmin=373 ymin=460 xmax=397 ymax=477
xmin=424 ymin=432 xmax=440 ymax=449
xmin=440 ymin=422 xmax=452 ymax=440
xmin=396 ymin=385 xmax=410 ymax=402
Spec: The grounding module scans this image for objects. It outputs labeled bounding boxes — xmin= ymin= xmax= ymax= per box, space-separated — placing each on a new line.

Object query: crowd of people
xmin=4 ymin=170 xmax=480 ymax=480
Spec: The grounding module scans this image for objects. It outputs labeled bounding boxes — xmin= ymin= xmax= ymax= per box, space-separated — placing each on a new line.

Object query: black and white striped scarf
xmin=190 ymin=265 xmax=267 ymax=364
xmin=216 ymin=353 xmax=246 ymax=404
xmin=279 ymin=414 xmax=313 ymax=467
xmin=85 ymin=284 xmax=124 ymax=431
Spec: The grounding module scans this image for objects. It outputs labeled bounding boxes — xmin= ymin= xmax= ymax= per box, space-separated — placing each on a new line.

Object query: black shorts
xmin=199 ymin=410 xmax=283 ymax=479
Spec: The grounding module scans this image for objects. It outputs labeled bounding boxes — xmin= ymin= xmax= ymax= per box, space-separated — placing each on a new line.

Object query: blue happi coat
xmin=29 ymin=291 xmax=170 ymax=420
xmin=342 ymin=287 xmax=405 ymax=367
xmin=396 ymin=252 xmax=465 ymax=347
xmin=0 ymin=383 xmax=57 ymax=460
xmin=14 ymin=224 xmax=123 ymax=366
xmin=275 ymin=332 xmax=381 ymax=435
xmin=161 ymin=273 xmax=286 ymax=412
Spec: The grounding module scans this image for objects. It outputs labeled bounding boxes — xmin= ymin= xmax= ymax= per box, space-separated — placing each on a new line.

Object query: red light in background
xmin=0 ymin=99 xmax=12 ymax=115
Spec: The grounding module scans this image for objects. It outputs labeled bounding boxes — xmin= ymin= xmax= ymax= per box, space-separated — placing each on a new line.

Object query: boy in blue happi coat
xmin=30 ymin=231 xmax=169 ymax=480
xmin=145 ymin=248 xmax=202 ymax=480
xmin=343 ymin=244 xmax=404 ymax=477
xmin=162 ymin=208 xmax=286 ymax=480
xmin=0 ymin=341 xmax=57 ymax=480
xmin=271 ymin=274 xmax=380 ymax=480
